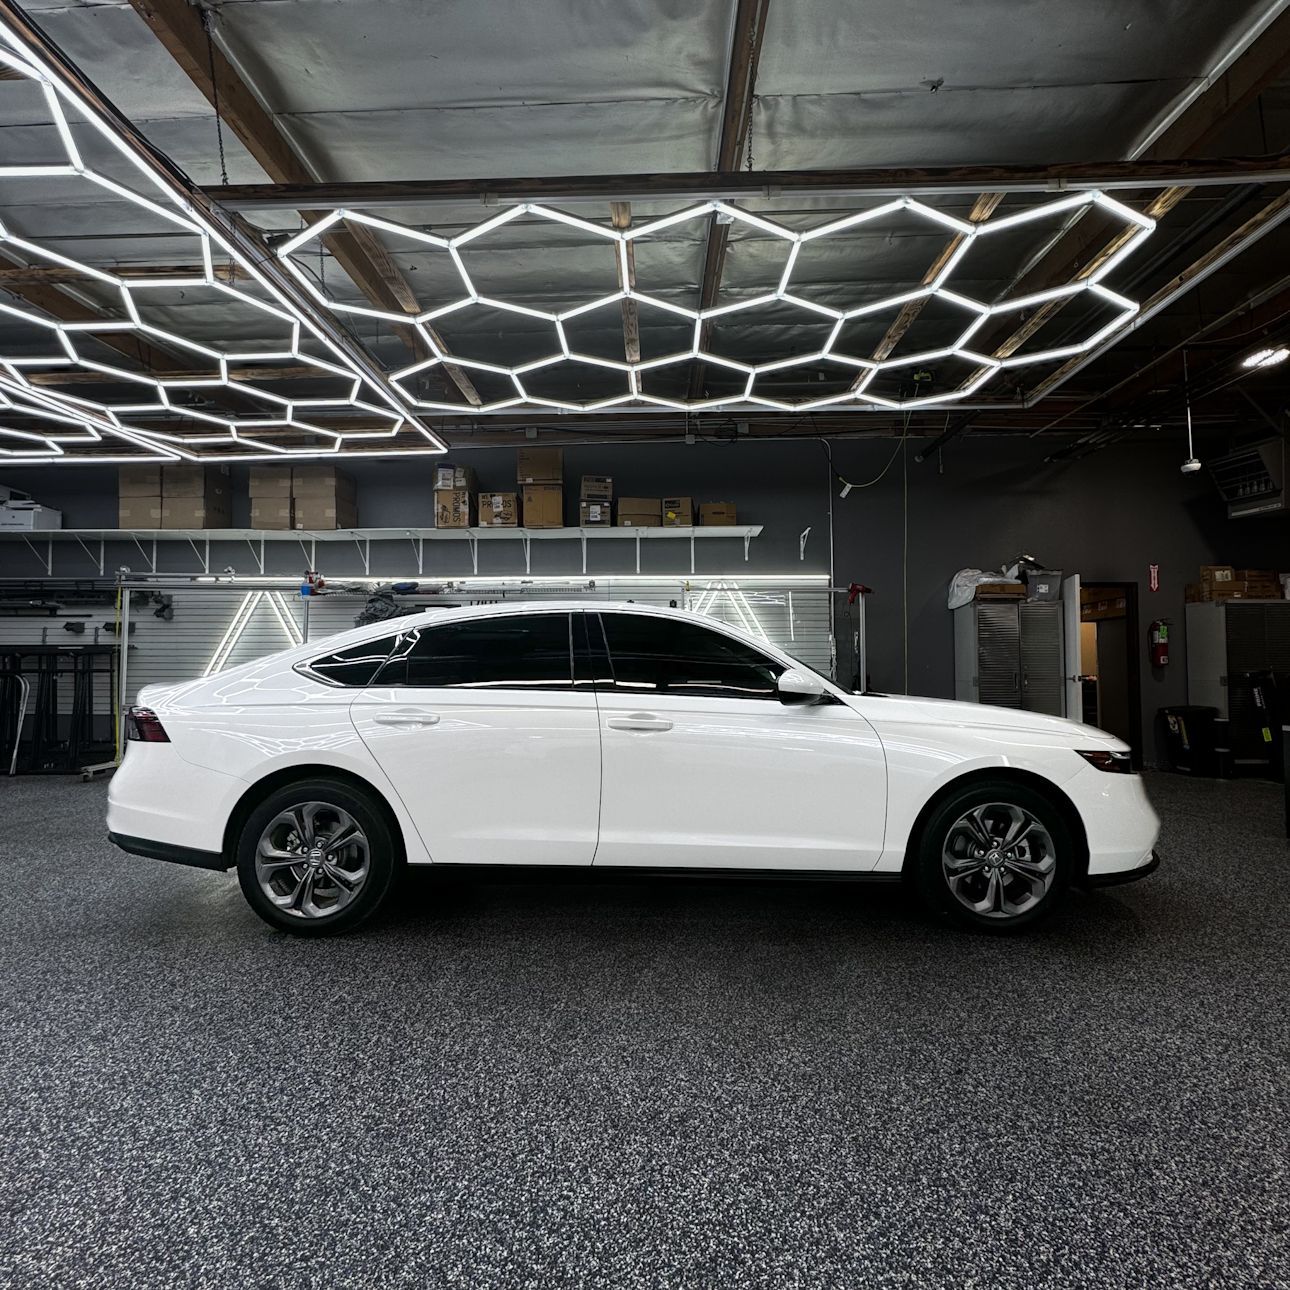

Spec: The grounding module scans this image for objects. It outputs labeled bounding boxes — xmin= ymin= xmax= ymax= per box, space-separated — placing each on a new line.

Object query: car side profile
xmin=107 ymin=602 xmax=1160 ymax=935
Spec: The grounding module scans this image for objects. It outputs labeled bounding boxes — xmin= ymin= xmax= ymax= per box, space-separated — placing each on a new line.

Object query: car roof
xmin=308 ymin=598 xmax=785 ymax=660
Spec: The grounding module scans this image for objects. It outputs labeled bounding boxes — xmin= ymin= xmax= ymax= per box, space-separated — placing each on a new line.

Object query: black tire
xmin=236 ymin=777 xmax=400 ymax=936
xmin=913 ymin=776 xmax=1072 ymax=933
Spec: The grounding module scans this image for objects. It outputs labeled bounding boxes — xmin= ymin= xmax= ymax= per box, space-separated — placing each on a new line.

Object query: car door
xmin=349 ymin=610 xmax=600 ymax=865
xmin=587 ymin=610 xmax=887 ymax=871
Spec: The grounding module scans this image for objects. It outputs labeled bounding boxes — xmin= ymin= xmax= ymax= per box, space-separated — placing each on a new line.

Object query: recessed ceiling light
xmin=1241 ymin=346 xmax=1290 ymax=369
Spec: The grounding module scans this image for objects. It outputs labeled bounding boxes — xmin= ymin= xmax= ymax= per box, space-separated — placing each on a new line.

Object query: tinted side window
xmin=299 ymin=636 xmax=396 ymax=687
xmin=597 ymin=613 xmax=783 ymax=699
xmin=375 ymin=613 xmax=573 ymax=690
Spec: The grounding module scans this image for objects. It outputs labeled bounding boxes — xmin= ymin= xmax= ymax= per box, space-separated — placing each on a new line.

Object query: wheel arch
xmin=900 ymin=766 xmax=1089 ymax=881
xmin=222 ymin=763 xmax=409 ymax=866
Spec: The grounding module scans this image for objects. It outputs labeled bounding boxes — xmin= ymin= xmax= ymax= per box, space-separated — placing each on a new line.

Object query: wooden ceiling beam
xmin=0 ymin=249 xmax=196 ymax=375
xmin=127 ymin=0 xmax=479 ymax=407
xmin=609 ymin=202 xmax=641 ymax=365
xmin=689 ymin=0 xmax=771 ymax=399
xmin=853 ymin=193 xmax=1004 ymax=394
xmin=0 ymin=264 xmax=235 ymax=286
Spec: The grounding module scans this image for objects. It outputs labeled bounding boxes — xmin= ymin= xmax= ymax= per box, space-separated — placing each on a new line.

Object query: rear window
xmin=297 ymin=636 xmax=395 ymax=687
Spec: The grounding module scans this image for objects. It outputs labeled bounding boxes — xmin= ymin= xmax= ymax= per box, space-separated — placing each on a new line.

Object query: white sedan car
xmin=107 ymin=601 xmax=1160 ymax=935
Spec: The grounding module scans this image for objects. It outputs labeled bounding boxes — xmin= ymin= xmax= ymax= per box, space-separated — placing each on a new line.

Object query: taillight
xmin=1077 ymin=748 xmax=1132 ymax=774
xmin=125 ymin=706 xmax=170 ymax=743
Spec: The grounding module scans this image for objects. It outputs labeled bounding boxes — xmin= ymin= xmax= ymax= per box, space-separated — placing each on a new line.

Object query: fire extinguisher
xmin=1149 ymin=619 xmax=1170 ymax=668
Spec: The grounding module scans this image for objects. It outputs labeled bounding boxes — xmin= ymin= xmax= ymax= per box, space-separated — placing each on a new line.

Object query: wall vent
xmin=1207 ymin=439 xmax=1285 ymax=518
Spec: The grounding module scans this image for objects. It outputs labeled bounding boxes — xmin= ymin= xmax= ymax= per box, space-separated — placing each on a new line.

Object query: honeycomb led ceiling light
xmin=0 ymin=5 xmax=446 ymax=465
xmin=281 ymin=191 xmax=1156 ymax=416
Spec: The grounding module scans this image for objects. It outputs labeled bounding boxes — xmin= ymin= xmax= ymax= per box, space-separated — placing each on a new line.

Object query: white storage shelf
xmin=0 ymin=525 xmax=763 ymax=577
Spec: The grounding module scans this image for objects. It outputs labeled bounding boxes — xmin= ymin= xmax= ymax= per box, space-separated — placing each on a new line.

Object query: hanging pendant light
xmin=1181 ymin=350 xmax=1201 ymax=473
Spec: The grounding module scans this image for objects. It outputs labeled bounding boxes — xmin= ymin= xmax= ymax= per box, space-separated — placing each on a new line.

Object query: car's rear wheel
xmin=914 ymin=778 xmax=1072 ymax=932
xmin=236 ymin=778 xmax=398 ymax=935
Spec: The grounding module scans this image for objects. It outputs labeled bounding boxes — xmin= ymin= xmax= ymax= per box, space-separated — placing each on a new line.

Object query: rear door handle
xmin=607 ymin=713 xmax=673 ymax=732
xmin=372 ymin=709 xmax=440 ymax=728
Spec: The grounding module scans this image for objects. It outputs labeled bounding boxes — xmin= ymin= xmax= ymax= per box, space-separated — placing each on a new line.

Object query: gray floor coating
xmin=0 ymin=771 xmax=1286 ymax=1289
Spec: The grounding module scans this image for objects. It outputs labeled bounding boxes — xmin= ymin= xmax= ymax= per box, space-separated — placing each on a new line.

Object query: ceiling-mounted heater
xmin=1206 ymin=439 xmax=1285 ymax=518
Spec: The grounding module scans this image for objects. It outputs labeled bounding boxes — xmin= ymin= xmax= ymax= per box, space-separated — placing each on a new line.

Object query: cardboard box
xmin=163 ymin=463 xmax=230 ymax=498
xmin=434 ymin=488 xmax=475 ymax=529
xmin=291 ymin=464 xmax=357 ymax=500
xmin=250 ymin=497 xmax=294 ymax=531
xmin=0 ymin=502 xmax=62 ymax=531
xmin=161 ymin=496 xmax=231 ymax=530
xmin=617 ymin=497 xmax=662 ymax=527
xmin=1185 ymin=579 xmax=1280 ymax=603
xmin=580 ymin=475 xmax=613 ymax=502
xmin=119 ymin=464 xmax=163 ymax=497
xmin=699 ymin=502 xmax=737 ymax=526
xmin=117 ymin=494 xmax=163 ymax=529
xmin=1199 ymin=564 xmax=1235 ymax=585
xmin=973 ymin=581 xmax=1026 ymax=600
xmin=517 ymin=446 xmax=563 ymax=484
xmin=521 ymin=484 xmax=563 ymax=528
xmin=579 ymin=500 xmax=611 ymax=527
xmin=294 ymin=496 xmax=358 ymax=530
xmin=1025 ymin=569 xmax=1063 ymax=602
xmin=248 ymin=465 xmax=293 ymax=498
xmin=434 ymin=464 xmax=477 ymax=491
xmin=662 ymin=496 xmax=693 ymax=527
xmin=478 ymin=492 xmax=518 ymax=527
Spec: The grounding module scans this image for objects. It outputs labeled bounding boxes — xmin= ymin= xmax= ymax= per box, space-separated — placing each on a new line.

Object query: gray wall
xmin=827 ymin=436 xmax=1290 ymax=736
xmin=4 ymin=433 xmax=1288 ymax=759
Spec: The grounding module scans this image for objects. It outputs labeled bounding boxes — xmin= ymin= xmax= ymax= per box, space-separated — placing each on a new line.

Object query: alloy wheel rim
xmin=941 ymin=802 xmax=1056 ymax=920
xmin=255 ymin=801 xmax=370 ymax=920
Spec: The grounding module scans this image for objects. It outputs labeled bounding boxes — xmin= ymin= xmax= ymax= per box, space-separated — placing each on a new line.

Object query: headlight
xmin=1076 ymin=748 xmax=1133 ymax=774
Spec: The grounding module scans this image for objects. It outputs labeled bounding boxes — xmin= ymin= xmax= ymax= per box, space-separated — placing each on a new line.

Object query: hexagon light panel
xmin=0 ymin=19 xmax=444 ymax=464
xmin=282 ymin=192 xmax=1156 ymax=415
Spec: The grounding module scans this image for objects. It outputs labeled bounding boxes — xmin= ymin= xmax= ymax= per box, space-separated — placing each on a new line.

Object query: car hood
xmin=845 ymin=692 xmax=1122 ymax=746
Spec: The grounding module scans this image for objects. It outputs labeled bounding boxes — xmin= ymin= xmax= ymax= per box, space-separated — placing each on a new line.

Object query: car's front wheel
xmin=914 ymin=778 xmax=1072 ymax=932
xmin=236 ymin=778 xmax=399 ymax=935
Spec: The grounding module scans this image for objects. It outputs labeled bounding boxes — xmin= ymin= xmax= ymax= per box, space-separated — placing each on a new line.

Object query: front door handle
xmin=372 ymin=709 xmax=441 ymax=728
xmin=607 ymin=713 xmax=673 ymax=732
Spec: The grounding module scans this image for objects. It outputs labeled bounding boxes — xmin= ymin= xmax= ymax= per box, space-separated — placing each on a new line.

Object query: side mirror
xmin=777 ymin=667 xmax=827 ymax=705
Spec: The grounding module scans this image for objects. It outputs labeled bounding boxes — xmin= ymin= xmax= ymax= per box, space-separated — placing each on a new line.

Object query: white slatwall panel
xmin=84 ymin=580 xmax=833 ymax=705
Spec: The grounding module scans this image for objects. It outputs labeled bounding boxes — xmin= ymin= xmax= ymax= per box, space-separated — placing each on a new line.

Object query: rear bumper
xmin=1086 ymin=849 xmax=1160 ymax=888
xmin=106 ymin=742 xmax=245 ymax=854
xmin=109 ymin=831 xmax=230 ymax=872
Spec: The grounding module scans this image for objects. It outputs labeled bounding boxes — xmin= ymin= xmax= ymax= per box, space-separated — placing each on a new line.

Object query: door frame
xmin=1080 ymin=580 xmax=1144 ymax=768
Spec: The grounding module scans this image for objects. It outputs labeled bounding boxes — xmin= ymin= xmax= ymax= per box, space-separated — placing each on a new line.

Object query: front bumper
xmin=1086 ymin=849 xmax=1160 ymax=888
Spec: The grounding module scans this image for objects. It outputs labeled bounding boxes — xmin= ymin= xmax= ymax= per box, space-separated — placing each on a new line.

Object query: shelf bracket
xmin=129 ymin=535 xmax=157 ymax=574
xmin=518 ymin=530 xmax=529 ymax=576
xmin=184 ymin=536 xmax=210 ymax=575
xmin=799 ymin=526 xmax=811 ymax=561
xmin=690 ymin=532 xmax=696 ymax=575
xmin=245 ymin=538 xmax=265 ymax=576
xmin=635 ymin=532 xmax=641 ymax=573
xmin=579 ymin=530 xmax=588 ymax=575
xmin=744 ymin=532 xmax=752 ymax=562
xmin=349 ymin=536 xmax=370 ymax=576
xmin=72 ymin=534 xmax=105 ymax=576
xmin=22 ymin=535 xmax=53 ymax=576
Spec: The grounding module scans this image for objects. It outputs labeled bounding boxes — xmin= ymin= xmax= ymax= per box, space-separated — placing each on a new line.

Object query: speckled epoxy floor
xmin=0 ymin=772 xmax=1287 ymax=1289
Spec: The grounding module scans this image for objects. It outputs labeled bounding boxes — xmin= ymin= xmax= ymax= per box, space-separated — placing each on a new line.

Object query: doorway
xmin=1079 ymin=582 xmax=1144 ymax=765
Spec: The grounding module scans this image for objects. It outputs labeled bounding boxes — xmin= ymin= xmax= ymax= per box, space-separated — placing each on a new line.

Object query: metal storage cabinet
xmin=1185 ymin=600 xmax=1290 ymax=716
xmin=954 ymin=600 xmax=1065 ymax=715
xmin=1185 ymin=599 xmax=1290 ymax=773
